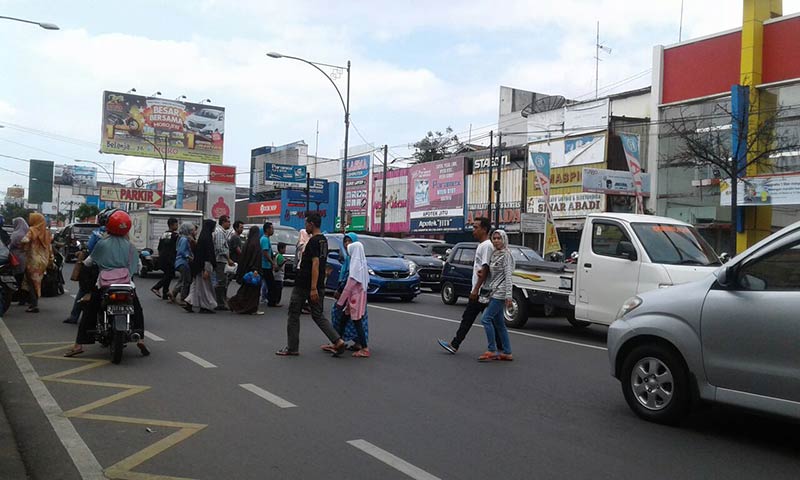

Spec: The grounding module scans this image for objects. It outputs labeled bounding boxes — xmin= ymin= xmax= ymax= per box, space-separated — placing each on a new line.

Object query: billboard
xmin=28 ymin=160 xmax=54 ymax=204
xmin=720 ymin=173 xmax=800 ymax=206
xmin=206 ymin=183 xmax=236 ymax=220
xmin=247 ymin=200 xmax=282 ymax=217
xmin=344 ymin=154 xmax=371 ymax=231
xmin=287 ymin=178 xmax=329 ymax=203
xmin=409 ymin=157 xmax=465 ymax=232
xmin=100 ymin=91 xmax=224 ymax=164
xmin=527 ymin=192 xmax=606 ymax=218
xmin=371 ymin=169 xmax=409 ymax=233
xmin=582 ymin=168 xmax=652 ymax=196
xmin=281 ymin=182 xmax=339 ymax=233
xmin=209 ymin=165 xmax=236 ymax=184
xmin=54 ymin=164 xmax=97 ymax=188
xmin=100 ymin=186 xmax=163 ymax=206
xmin=264 ymin=163 xmax=307 ymax=189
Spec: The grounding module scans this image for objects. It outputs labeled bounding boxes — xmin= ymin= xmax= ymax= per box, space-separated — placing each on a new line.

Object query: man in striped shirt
xmin=212 ymin=215 xmax=234 ymax=310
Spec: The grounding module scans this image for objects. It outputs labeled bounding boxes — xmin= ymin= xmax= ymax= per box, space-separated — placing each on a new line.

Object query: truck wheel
xmin=620 ymin=344 xmax=691 ymax=425
xmin=441 ymin=282 xmax=458 ymax=305
xmin=566 ymin=310 xmax=591 ymax=328
xmin=504 ymin=289 xmax=528 ymax=328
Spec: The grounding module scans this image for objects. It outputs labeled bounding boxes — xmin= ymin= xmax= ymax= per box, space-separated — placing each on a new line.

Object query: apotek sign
xmin=100 ymin=186 xmax=163 ymax=206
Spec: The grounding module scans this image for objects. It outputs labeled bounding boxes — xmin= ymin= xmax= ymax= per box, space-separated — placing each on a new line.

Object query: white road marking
xmin=144 ymin=331 xmax=165 ymax=342
xmin=177 ymin=351 xmax=217 ymax=368
xmin=239 ymin=383 xmax=297 ymax=409
xmin=347 ymin=439 xmax=441 ymax=480
xmin=368 ymin=304 xmax=607 ymax=351
xmin=0 ymin=320 xmax=106 ymax=479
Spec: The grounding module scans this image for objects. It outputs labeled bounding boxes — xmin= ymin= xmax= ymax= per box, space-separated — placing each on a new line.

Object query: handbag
xmin=70 ymin=251 xmax=85 ymax=282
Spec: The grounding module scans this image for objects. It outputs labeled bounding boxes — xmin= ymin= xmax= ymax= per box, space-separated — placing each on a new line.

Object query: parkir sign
xmin=100 ymin=186 xmax=163 ymax=206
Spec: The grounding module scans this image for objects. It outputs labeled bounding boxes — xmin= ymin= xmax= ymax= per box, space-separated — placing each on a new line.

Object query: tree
xmin=0 ymin=202 xmax=33 ymax=222
xmin=74 ymin=204 xmax=100 ymax=221
xmin=412 ymin=127 xmax=463 ymax=163
xmin=660 ymin=88 xmax=800 ymax=251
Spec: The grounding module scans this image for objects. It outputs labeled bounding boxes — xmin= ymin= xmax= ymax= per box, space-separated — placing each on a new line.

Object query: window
xmin=591 ymin=222 xmax=631 ymax=258
xmin=455 ymin=248 xmax=476 ymax=266
xmin=631 ymin=223 xmax=720 ymax=266
xmin=737 ymin=240 xmax=800 ymax=291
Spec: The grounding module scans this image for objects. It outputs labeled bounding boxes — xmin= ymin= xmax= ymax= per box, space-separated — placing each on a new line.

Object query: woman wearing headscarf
xmin=478 ymin=229 xmax=514 ymax=362
xmin=20 ymin=213 xmax=52 ymax=313
xmin=170 ymin=222 xmax=195 ymax=305
xmin=184 ymin=219 xmax=218 ymax=313
xmin=9 ymin=217 xmax=29 ymax=294
xmin=228 ymin=226 xmax=264 ymax=315
xmin=330 ymin=237 xmax=371 ymax=357
xmin=322 ymin=233 xmax=370 ymax=353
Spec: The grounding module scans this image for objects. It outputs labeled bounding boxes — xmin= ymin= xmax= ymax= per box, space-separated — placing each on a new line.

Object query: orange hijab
xmin=27 ymin=213 xmax=52 ymax=251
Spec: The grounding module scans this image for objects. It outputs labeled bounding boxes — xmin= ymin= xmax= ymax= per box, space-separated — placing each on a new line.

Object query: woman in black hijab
xmin=228 ymin=226 xmax=264 ymax=315
xmin=184 ymin=219 xmax=218 ymax=313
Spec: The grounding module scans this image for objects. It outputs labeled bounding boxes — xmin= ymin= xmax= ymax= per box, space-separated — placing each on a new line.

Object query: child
xmin=272 ymin=242 xmax=287 ymax=307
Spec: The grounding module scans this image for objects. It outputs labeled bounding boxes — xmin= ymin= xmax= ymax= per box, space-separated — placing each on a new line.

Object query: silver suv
xmin=608 ymin=220 xmax=800 ymax=425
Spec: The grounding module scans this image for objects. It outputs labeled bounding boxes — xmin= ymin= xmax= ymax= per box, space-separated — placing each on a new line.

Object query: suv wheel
xmin=441 ymin=282 xmax=457 ymax=305
xmin=620 ymin=344 xmax=691 ymax=425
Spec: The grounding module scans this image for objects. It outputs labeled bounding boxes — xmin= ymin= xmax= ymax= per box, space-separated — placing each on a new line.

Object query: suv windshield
xmin=631 ymin=223 xmax=721 ymax=266
xmin=359 ymin=237 xmax=399 ymax=257
xmin=386 ymin=239 xmax=427 ymax=256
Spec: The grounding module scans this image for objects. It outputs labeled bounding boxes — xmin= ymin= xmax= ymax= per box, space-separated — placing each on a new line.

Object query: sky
xmin=2 ymin=0 xmax=799 ymax=201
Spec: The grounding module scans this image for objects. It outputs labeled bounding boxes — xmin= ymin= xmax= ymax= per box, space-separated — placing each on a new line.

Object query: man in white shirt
xmin=438 ymin=216 xmax=504 ymax=354
xmin=212 ymin=215 xmax=234 ymax=310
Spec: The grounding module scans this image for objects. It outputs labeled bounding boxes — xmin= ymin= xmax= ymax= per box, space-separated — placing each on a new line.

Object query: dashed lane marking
xmin=177 ymin=351 xmax=217 ymax=368
xmin=144 ymin=331 xmax=165 ymax=342
xmin=239 ymin=383 xmax=297 ymax=409
xmin=347 ymin=439 xmax=442 ymax=480
xmin=368 ymin=304 xmax=607 ymax=351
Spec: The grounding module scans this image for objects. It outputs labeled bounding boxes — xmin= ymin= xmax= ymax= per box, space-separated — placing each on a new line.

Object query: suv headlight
xmin=617 ymin=296 xmax=642 ymax=319
xmin=407 ymin=260 xmax=417 ymax=275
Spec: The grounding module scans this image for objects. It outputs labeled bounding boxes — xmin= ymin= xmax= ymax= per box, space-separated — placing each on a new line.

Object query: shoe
xmin=183 ymin=303 xmax=193 ymax=313
xmin=478 ymin=351 xmax=498 ymax=362
xmin=250 ymin=311 xmax=265 ymax=315
xmin=63 ymin=348 xmax=84 ymax=357
xmin=150 ymin=288 xmax=162 ymax=299
xmin=496 ymin=353 xmax=514 ymax=361
xmin=79 ymin=294 xmax=91 ymax=303
xmin=63 ymin=318 xmax=78 ymax=324
xmin=331 ymin=340 xmax=347 ymax=357
xmin=199 ymin=308 xmax=216 ymax=314
xmin=25 ymin=307 xmax=39 ymax=313
xmin=137 ymin=343 xmax=151 ymax=357
xmin=352 ymin=348 xmax=370 ymax=358
xmin=275 ymin=347 xmax=299 ymax=356
xmin=437 ymin=339 xmax=457 ymax=354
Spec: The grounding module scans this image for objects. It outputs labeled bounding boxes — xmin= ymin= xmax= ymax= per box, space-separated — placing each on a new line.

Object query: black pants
xmin=263 ymin=268 xmax=278 ymax=306
xmin=152 ymin=265 xmax=174 ymax=297
xmin=451 ymin=299 xmax=503 ymax=351
xmin=76 ymin=289 xmax=144 ymax=345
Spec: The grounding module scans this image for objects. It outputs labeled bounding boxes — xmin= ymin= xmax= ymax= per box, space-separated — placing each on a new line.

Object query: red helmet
xmin=106 ymin=211 xmax=132 ymax=236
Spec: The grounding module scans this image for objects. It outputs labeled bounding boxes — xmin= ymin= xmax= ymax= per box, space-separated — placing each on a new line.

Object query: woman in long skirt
xmin=184 ymin=219 xmax=218 ymax=313
xmin=20 ymin=213 xmax=52 ymax=313
xmin=332 ymin=240 xmax=371 ymax=358
xmin=228 ymin=226 xmax=264 ymax=315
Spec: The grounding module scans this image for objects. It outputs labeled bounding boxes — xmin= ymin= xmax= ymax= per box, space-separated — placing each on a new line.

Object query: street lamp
xmin=0 ymin=15 xmax=59 ymax=30
xmin=198 ymin=98 xmax=212 ymax=104
xmin=267 ymin=51 xmax=351 ymax=232
xmin=76 ymin=159 xmax=115 ymax=184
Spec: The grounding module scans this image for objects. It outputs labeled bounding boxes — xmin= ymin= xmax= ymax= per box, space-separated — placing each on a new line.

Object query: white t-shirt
xmin=472 ymin=239 xmax=493 ymax=302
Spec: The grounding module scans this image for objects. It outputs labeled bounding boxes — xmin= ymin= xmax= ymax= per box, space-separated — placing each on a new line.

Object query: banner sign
xmin=247 ymin=200 xmax=282 ymax=217
xmin=287 ymin=178 xmax=329 ymax=203
xmin=371 ymin=169 xmax=410 ymax=233
xmin=100 ymin=91 xmax=224 ymax=164
xmin=265 ymin=163 xmax=307 ymax=189
xmin=100 ymin=186 xmax=163 ymax=206
xmin=720 ymin=173 xmax=800 ymax=206
xmin=344 ymin=154 xmax=371 ymax=231
xmin=527 ymin=192 xmax=606 ymax=218
xmin=206 ymin=183 xmax=236 ymax=220
xmin=520 ymin=212 xmax=546 ymax=233
xmin=409 ymin=157 xmax=465 ymax=232
xmin=529 ymin=151 xmax=561 ymax=254
xmin=54 ymin=164 xmax=97 ymax=188
xmin=210 ymin=165 xmax=236 ymax=184
xmin=466 ymin=202 xmax=522 ymax=231
xmin=582 ymin=168 xmax=651 ymax=196
xmin=619 ymin=133 xmax=644 ymax=214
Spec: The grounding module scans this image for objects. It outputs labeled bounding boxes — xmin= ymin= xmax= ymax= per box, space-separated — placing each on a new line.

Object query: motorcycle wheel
xmin=110 ymin=330 xmax=125 ymax=364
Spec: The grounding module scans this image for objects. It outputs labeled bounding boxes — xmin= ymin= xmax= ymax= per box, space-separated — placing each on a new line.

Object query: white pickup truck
xmin=506 ymin=213 xmax=723 ymax=328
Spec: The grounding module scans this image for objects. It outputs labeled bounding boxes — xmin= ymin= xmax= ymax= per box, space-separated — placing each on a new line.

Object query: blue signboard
xmin=265 ymin=163 xmax=307 ymax=188
xmin=85 ymin=195 xmax=107 ymax=209
xmin=287 ymin=178 xmax=329 ymax=203
xmin=280 ymin=182 xmax=338 ymax=233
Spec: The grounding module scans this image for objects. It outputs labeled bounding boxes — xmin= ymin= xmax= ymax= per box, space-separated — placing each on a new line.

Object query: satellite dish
xmin=520 ymin=95 xmax=566 ymax=118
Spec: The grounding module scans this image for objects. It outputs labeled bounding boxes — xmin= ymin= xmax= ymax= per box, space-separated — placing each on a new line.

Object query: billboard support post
xmin=176 ymin=160 xmax=185 ymax=209
xmin=380 ymin=145 xmax=388 ymax=236
xmin=305 ymin=172 xmax=311 ymax=214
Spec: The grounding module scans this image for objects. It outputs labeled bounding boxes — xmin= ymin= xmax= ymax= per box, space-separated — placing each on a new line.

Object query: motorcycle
xmin=88 ymin=283 xmax=140 ymax=364
xmin=138 ymin=248 xmax=158 ymax=278
xmin=0 ymin=262 xmax=17 ymax=315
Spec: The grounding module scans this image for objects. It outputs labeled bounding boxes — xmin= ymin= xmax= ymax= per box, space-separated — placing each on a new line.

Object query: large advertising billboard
xmin=371 ymin=169 xmax=409 ymax=233
xmin=54 ymin=164 xmax=97 ymax=188
xmin=100 ymin=91 xmax=224 ymax=164
xmin=206 ymin=183 xmax=236 ymax=220
xmin=720 ymin=173 xmax=800 ymax=206
xmin=344 ymin=154 xmax=371 ymax=231
xmin=409 ymin=157 xmax=465 ymax=232
xmin=264 ymin=163 xmax=307 ymax=189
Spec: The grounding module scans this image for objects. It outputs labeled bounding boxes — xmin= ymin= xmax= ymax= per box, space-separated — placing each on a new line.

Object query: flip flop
xmin=63 ymin=348 xmax=84 ymax=358
xmin=150 ymin=288 xmax=162 ymax=299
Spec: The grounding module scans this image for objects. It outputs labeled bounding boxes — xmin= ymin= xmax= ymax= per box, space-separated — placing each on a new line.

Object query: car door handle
xmin=583 ymin=263 xmax=592 ymax=268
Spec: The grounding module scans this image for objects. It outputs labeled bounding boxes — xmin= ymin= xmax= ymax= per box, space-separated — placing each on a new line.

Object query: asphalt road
xmin=2 ymin=276 xmax=800 ymax=480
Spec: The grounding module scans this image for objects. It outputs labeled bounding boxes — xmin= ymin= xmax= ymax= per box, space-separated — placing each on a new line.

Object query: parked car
xmin=607 ymin=219 xmax=800 ymax=425
xmin=383 ymin=237 xmax=445 ymax=291
xmin=440 ymin=242 xmax=543 ymax=305
xmin=421 ymin=242 xmax=454 ymax=261
xmin=54 ymin=222 xmax=99 ymax=263
xmin=242 ymin=224 xmax=299 ymax=283
xmin=325 ymin=234 xmax=420 ymax=301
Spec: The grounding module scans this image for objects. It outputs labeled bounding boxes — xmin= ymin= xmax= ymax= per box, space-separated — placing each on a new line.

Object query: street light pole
xmin=0 ymin=15 xmax=59 ymax=30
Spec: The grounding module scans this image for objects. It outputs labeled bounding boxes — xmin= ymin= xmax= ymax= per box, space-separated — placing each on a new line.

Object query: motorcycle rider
xmin=64 ymin=210 xmax=149 ymax=357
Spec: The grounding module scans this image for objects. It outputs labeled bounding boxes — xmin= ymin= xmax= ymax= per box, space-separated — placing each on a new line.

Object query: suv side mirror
xmin=618 ymin=241 xmax=638 ymax=261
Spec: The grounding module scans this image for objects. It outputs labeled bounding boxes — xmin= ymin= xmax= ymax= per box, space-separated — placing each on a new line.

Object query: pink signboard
xmin=408 ymin=157 xmax=466 ymax=232
xmin=371 ymin=169 xmax=410 ymax=232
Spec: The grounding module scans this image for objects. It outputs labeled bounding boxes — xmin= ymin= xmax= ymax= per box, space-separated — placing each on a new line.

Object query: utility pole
xmin=487 ymin=131 xmax=494 ymax=228
xmin=162 ymin=135 xmax=168 ymax=209
xmin=305 ymin=172 xmax=311 ymax=214
xmin=495 ymin=133 xmax=502 ymax=228
xmin=380 ymin=144 xmax=388 ymax=236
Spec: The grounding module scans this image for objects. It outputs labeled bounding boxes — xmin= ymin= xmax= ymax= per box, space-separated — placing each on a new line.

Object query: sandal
xmin=331 ymin=340 xmax=347 ymax=357
xmin=275 ymin=347 xmax=299 ymax=356
xmin=63 ymin=348 xmax=84 ymax=357
xmin=496 ymin=353 xmax=513 ymax=361
xmin=478 ymin=351 xmax=498 ymax=362
xmin=150 ymin=288 xmax=162 ymax=299
xmin=352 ymin=348 xmax=370 ymax=358
xmin=137 ymin=343 xmax=151 ymax=357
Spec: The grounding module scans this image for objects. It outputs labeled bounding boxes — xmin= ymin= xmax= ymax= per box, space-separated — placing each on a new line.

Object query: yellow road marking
xmin=25 ymin=343 xmax=206 ymax=479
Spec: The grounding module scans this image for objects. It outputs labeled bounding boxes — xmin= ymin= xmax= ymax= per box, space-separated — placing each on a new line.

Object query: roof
xmin=587 ymin=213 xmax=692 ymax=226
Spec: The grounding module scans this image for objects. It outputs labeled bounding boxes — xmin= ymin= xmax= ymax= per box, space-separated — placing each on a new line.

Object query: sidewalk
xmin=0 ymin=396 xmax=28 ymax=479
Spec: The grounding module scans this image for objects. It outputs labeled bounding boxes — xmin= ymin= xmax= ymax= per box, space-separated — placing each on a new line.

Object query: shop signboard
xmin=205 ymin=183 xmax=236 ymax=220
xmin=619 ymin=133 xmax=645 ymax=213
xmin=247 ymin=200 xmax=282 ymax=218
xmin=287 ymin=178 xmax=329 ymax=203
xmin=264 ymin=163 xmax=307 ymax=189
xmin=100 ymin=91 xmax=224 ymax=164
xmin=344 ymin=154 xmax=371 ymax=230
xmin=582 ymin=168 xmax=651 ymax=196
xmin=100 ymin=186 xmax=163 ymax=206
xmin=527 ymin=192 xmax=606 ymax=218
xmin=409 ymin=157 xmax=465 ymax=232
xmin=209 ymin=165 xmax=236 ymax=184
xmin=720 ymin=173 xmax=800 ymax=206
xmin=282 ymin=183 xmax=338 ymax=233
xmin=371 ymin=169 xmax=409 ymax=232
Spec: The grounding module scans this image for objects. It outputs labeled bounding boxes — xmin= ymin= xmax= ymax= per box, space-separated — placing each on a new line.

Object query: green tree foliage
xmin=74 ymin=204 xmax=100 ymax=221
xmin=413 ymin=127 xmax=463 ymax=163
